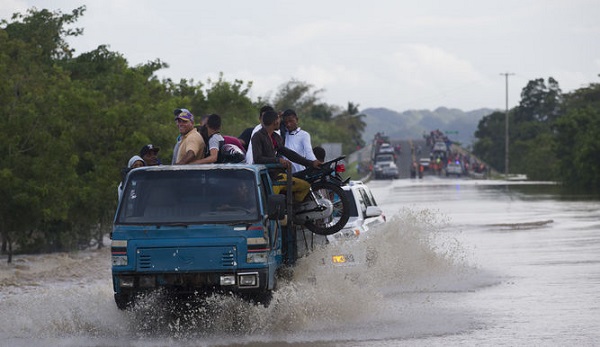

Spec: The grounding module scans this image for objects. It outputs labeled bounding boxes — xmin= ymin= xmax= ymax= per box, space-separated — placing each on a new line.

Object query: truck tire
xmin=114 ymin=293 xmax=134 ymax=310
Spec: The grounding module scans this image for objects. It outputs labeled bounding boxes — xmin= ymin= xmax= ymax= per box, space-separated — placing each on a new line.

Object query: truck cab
xmin=111 ymin=164 xmax=292 ymax=309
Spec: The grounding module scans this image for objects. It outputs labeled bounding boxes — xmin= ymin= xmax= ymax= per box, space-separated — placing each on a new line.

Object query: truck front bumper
xmin=113 ymin=268 xmax=270 ymax=296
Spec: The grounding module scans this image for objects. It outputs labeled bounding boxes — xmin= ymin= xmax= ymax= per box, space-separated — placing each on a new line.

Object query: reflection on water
xmin=369 ymin=177 xmax=600 ymax=346
xmin=485 ymin=182 xmax=600 ymax=201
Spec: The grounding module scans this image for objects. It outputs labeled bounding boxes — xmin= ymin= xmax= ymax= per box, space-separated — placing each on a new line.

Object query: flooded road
xmin=1 ymin=177 xmax=599 ymax=346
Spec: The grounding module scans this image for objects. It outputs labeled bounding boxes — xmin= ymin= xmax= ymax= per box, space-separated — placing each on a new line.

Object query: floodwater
xmin=1 ymin=177 xmax=599 ymax=346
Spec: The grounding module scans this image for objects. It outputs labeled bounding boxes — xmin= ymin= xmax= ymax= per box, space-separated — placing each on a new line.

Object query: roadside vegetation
xmin=473 ymin=77 xmax=600 ymax=191
xmin=0 ymin=7 xmax=366 ymax=258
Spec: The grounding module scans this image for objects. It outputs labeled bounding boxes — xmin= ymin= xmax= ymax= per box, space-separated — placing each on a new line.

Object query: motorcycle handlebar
xmin=320 ymin=155 xmax=345 ymax=168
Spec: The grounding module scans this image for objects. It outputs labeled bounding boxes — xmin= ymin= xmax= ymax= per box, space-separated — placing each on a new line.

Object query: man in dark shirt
xmin=252 ymin=110 xmax=321 ymax=201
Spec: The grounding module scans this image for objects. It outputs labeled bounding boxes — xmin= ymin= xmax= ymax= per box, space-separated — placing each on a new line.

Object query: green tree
xmin=473 ymin=77 xmax=563 ymax=178
xmin=271 ymin=80 xmax=365 ymax=152
xmin=273 ymin=79 xmax=334 ymax=121
xmin=2 ymin=6 xmax=85 ymax=61
xmin=472 ymin=111 xmax=508 ymax=172
xmin=202 ymin=73 xmax=256 ymax=136
xmin=554 ymin=81 xmax=600 ymax=191
xmin=509 ymin=77 xmax=562 ymax=177
xmin=333 ymin=102 xmax=367 ymax=150
xmin=0 ymin=8 xmax=83 ymax=256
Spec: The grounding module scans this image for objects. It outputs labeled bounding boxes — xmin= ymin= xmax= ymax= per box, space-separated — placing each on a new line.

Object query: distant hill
xmin=361 ymin=107 xmax=496 ymax=147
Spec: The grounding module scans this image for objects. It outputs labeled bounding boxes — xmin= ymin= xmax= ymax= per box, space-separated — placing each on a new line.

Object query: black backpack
xmin=205 ymin=133 xmax=245 ymax=163
xmin=219 ymin=143 xmax=246 ymax=163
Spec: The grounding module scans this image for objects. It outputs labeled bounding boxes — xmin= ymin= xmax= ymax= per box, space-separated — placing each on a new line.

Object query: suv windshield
xmin=117 ymin=168 xmax=260 ymax=225
xmin=376 ymin=154 xmax=394 ymax=163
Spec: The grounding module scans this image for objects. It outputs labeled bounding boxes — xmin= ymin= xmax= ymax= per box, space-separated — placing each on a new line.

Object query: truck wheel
xmin=114 ymin=293 xmax=134 ymax=310
xmin=256 ymin=290 xmax=274 ymax=307
xmin=305 ymin=181 xmax=350 ymax=236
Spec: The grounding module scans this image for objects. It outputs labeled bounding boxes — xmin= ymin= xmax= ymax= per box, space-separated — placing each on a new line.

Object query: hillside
xmin=361 ymin=107 xmax=496 ymax=146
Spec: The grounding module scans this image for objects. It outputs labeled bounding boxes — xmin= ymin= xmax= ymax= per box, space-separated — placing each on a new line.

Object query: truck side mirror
xmin=267 ymin=194 xmax=286 ymax=220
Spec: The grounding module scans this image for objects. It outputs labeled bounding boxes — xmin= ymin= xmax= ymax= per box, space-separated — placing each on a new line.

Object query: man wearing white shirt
xmin=282 ymin=109 xmax=317 ymax=173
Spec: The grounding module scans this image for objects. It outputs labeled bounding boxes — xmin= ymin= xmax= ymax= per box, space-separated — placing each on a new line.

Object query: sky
xmin=2 ymin=0 xmax=599 ymax=112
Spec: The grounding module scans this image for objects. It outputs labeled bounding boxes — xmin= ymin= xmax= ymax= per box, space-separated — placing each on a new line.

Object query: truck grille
xmin=136 ymin=246 xmax=237 ymax=272
xmin=222 ymin=251 xmax=235 ymax=267
xmin=139 ymin=255 xmax=152 ymax=269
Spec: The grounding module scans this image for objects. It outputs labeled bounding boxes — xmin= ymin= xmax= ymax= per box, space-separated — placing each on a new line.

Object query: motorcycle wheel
xmin=305 ymin=181 xmax=350 ymax=235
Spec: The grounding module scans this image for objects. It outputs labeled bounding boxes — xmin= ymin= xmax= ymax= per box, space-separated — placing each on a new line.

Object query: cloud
xmin=0 ymin=0 xmax=27 ymax=17
xmin=2 ymin=0 xmax=599 ymax=112
xmin=367 ymin=44 xmax=490 ymax=109
xmin=390 ymin=44 xmax=482 ymax=81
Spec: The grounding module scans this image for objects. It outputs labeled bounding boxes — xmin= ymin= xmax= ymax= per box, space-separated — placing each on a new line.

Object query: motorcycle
xmin=290 ymin=156 xmax=351 ymax=236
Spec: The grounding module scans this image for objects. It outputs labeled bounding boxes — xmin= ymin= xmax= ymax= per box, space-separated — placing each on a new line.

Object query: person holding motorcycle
xmin=281 ymin=109 xmax=317 ymax=174
xmin=251 ymin=110 xmax=321 ymax=202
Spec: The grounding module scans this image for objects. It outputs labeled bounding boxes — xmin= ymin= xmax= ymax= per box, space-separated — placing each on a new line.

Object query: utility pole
xmin=500 ymin=72 xmax=514 ymax=177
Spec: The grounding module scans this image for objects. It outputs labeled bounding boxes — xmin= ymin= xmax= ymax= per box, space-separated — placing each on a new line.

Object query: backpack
xmin=219 ymin=144 xmax=246 ymax=163
xmin=204 ymin=132 xmax=245 ymax=163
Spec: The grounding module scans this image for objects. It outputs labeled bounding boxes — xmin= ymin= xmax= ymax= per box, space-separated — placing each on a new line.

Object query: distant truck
xmin=111 ymin=164 xmax=298 ymax=309
xmin=432 ymin=141 xmax=448 ymax=153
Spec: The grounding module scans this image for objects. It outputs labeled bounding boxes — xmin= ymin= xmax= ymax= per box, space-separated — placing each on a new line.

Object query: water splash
xmin=0 ymin=207 xmax=489 ymax=344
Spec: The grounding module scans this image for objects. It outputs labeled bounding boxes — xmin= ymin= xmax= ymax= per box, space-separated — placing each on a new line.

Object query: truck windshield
xmin=116 ymin=168 xmax=260 ymax=225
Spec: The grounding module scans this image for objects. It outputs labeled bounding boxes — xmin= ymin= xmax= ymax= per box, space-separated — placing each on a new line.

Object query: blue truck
xmin=111 ymin=164 xmax=302 ymax=309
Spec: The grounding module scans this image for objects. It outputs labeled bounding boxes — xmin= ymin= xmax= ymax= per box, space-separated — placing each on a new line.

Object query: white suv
xmin=333 ymin=180 xmax=385 ymax=239
xmin=323 ymin=181 xmax=386 ymax=267
xmin=373 ymin=153 xmax=399 ymax=179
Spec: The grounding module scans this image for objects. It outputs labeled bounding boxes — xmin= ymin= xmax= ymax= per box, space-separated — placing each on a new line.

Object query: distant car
xmin=324 ymin=181 xmax=386 ymax=267
xmin=373 ymin=153 xmax=399 ymax=179
xmin=419 ymin=158 xmax=431 ymax=170
xmin=445 ymin=162 xmax=463 ymax=177
xmin=378 ymin=143 xmax=395 ymax=154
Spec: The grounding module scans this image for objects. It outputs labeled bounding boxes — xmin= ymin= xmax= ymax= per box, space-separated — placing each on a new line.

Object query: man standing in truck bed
xmin=282 ymin=109 xmax=317 ymax=174
xmin=172 ymin=108 xmax=205 ymax=164
xmin=252 ymin=110 xmax=321 ymax=202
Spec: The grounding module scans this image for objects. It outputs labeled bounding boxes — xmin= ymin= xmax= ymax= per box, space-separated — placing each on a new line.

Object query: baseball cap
xmin=140 ymin=144 xmax=160 ymax=157
xmin=128 ymin=155 xmax=145 ymax=168
xmin=174 ymin=108 xmax=194 ymax=122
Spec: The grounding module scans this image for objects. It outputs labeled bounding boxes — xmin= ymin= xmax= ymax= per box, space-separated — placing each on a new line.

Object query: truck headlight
xmin=247 ymin=252 xmax=267 ymax=263
xmin=111 ymin=240 xmax=127 ymax=266
xmin=220 ymin=275 xmax=236 ymax=286
xmin=112 ymin=255 xmax=128 ymax=266
xmin=238 ymin=272 xmax=259 ymax=287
